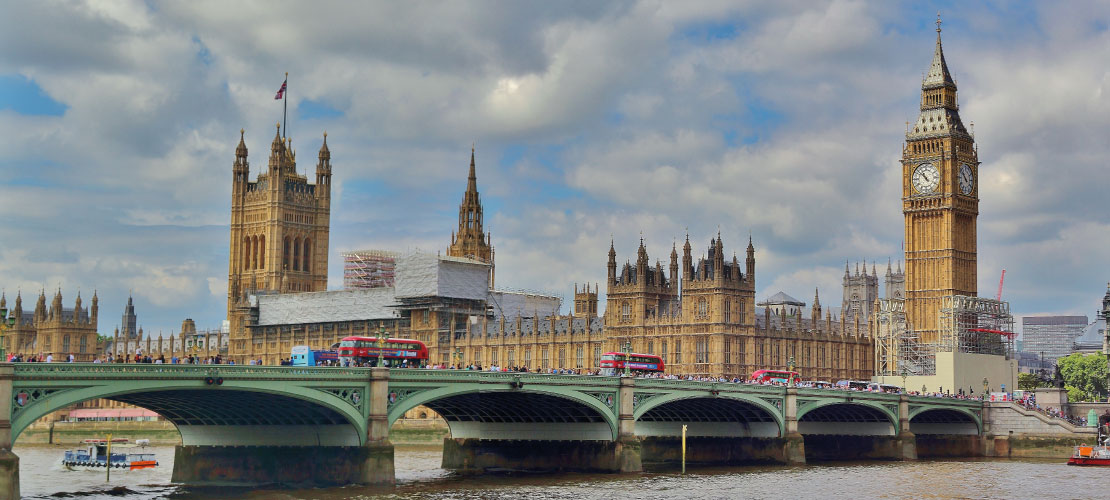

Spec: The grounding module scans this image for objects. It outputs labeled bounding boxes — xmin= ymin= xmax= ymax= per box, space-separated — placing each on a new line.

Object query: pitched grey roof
xmin=758 ymin=291 xmax=805 ymax=306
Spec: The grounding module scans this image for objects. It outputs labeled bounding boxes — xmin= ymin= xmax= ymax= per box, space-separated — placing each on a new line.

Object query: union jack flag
xmin=274 ymin=80 xmax=287 ymax=100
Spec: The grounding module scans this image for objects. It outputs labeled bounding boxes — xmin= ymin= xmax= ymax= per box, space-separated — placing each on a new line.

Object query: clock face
xmin=959 ymin=163 xmax=974 ymax=195
xmin=912 ymin=163 xmax=940 ymax=194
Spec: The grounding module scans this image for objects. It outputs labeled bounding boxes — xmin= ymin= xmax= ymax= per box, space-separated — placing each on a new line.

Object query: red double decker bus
xmin=749 ymin=369 xmax=799 ymax=384
xmin=599 ymin=352 xmax=664 ymax=376
xmin=337 ymin=336 xmax=429 ymax=367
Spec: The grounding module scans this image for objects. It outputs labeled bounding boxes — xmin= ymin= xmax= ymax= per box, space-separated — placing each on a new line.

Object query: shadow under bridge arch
xmin=634 ymin=394 xmax=783 ymax=438
xmin=390 ymin=388 xmax=618 ymax=441
xmin=11 ymin=384 xmax=367 ymax=447
xmin=909 ymin=408 xmax=981 ymax=435
xmin=797 ymin=402 xmax=898 ymax=436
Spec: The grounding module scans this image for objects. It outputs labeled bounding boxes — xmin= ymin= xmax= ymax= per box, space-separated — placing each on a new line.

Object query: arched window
xmin=302 ymin=238 xmax=311 ymax=273
xmin=620 ymin=301 xmax=631 ymax=321
xmin=293 ymin=237 xmax=301 ymax=271
xmin=250 ymin=236 xmax=258 ymax=270
xmin=283 ymin=237 xmax=291 ymax=270
xmin=79 ymin=335 xmax=88 ymax=353
xmin=259 ymin=235 xmax=265 ymax=270
xmin=62 ymin=335 xmax=71 ymax=353
xmin=698 ymin=298 xmax=708 ymax=316
xmin=242 ymin=236 xmax=250 ymax=270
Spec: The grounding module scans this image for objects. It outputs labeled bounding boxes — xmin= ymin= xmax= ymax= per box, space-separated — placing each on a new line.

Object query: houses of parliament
xmin=215 ymin=23 xmax=989 ymax=384
xmin=220 ymin=129 xmax=873 ymax=381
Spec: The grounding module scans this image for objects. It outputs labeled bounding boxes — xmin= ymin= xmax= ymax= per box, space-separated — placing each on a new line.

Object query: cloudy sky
xmin=1 ymin=0 xmax=1108 ymax=338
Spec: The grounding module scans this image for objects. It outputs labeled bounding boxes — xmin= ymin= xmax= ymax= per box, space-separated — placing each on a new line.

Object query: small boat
xmin=62 ymin=438 xmax=158 ymax=471
xmin=1068 ymin=444 xmax=1110 ymax=466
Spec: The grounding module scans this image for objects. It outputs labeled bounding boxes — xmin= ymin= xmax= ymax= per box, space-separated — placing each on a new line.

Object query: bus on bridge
xmin=337 ymin=336 xmax=428 ymax=367
xmin=599 ymin=352 xmax=664 ymax=376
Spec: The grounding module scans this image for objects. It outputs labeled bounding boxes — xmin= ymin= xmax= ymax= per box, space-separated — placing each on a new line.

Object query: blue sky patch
xmin=0 ymin=75 xmax=67 ymax=116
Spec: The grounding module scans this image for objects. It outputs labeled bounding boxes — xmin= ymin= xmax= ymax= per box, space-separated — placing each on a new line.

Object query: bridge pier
xmin=897 ymin=395 xmax=917 ymax=460
xmin=0 ymin=364 xmax=18 ymax=500
xmin=783 ymin=388 xmax=806 ymax=464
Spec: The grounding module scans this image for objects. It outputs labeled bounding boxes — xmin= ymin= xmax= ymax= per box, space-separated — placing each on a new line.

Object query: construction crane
xmin=996 ymin=269 xmax=1006 ymax=301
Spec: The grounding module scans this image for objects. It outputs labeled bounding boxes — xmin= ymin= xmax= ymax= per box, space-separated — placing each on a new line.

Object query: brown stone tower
xmin=227 ymin=126 xmax=331 ymax=344
xmin=447 ymin=147 xmax=495 ymax=286
xmin=902 ymin=17 xmax=979 ymax=344
xmin=573 ymin=283 xmax=599 ymax=318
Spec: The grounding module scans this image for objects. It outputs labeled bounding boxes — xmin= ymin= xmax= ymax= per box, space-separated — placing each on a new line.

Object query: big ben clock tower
xmin=903 ymin=17 xmax=979 ymax=345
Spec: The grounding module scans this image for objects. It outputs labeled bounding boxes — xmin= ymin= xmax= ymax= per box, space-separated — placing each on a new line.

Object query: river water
xmin=14 ymin=444 xmax=1110 ymax=499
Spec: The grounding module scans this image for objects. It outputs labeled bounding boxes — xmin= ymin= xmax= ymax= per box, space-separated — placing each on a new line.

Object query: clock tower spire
xmin=902 ymin=15 xmax=980 ymax=344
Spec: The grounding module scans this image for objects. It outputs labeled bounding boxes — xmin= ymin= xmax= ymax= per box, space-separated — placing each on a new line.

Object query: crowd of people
xmin=8 ymin=352 xmax=1098 ymax=426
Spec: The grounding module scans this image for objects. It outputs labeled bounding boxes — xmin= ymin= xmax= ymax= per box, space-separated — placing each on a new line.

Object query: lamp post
xmin=983 ymin=377 xmax=989 ymax=400
xmin=901 ymin=366 xmax=908 ymax=394
xmin=377 ymin=324 xmax=386 ymax=368
xmin=623 ymin=340 xmax=632 ymax=377
xmin=0 ymin=306 xmax=16 ymax=361
xmin=787 ymin=356 xmax=796 ymax=387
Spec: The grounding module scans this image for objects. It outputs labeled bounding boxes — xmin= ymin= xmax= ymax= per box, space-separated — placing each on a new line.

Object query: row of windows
xmin=450 ymin=345 xmax=605 ymax=369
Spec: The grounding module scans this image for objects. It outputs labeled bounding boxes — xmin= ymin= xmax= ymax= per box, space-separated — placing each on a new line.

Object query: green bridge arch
xmin=386 ymin=385 xmax=620 ymax=441
xmin=9 ymin=365 xmax=371 ymax=447
xmin=796 ymin=399 xmax=901 ymax=434
xmin=632 ymin=392 xmax=786 ymax=437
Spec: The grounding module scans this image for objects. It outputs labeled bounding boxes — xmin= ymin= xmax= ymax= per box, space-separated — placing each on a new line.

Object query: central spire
xmin=924 ymin=13 xmax=955 ymax=89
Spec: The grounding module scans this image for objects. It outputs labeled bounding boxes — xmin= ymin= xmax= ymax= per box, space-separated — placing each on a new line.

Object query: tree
xmin=1056 ymin=352 xmax=1109 ymax=402
xmin=1018 ymin=372 xmax=1048 ymax=391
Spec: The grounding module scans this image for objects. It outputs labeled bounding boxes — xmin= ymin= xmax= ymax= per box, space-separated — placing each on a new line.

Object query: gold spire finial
xmin=323 ymin=131 xmax=327 ymax=138
xmin=936 ymin=12 xmax=942 ymax=33
xmin=240 ymin=128 xmax=244 ymax=136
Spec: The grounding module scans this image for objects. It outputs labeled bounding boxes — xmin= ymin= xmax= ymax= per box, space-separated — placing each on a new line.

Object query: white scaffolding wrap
xmin=394 ymin=252 xmax=490 ymax=300
xmin=256 ymin=288 xmax=399 ymax=326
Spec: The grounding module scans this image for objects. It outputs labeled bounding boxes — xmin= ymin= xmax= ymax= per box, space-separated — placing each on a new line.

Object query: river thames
xmin=14 ymin=444 xmax=1109 ymax=499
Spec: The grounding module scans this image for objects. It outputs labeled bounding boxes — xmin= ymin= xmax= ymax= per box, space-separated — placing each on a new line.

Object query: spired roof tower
xmin=901 ymin=16 xmax=980 ymax=345
xmin=447 ymin=147 xmax=495 ymax=286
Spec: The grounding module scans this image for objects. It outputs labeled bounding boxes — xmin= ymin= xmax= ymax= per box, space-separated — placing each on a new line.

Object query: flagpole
xmin=282 ymin=72 xmax=288 ymax=139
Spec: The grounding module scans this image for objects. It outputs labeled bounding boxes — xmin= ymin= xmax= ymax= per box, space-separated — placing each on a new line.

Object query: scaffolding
xmin=342 ymin=250 xmax=399 ymax=290
xmin=937 ymin=295 xmax=1015 ymax=357
xmin=876 ymin=294 xmax=1013 ymax=377
xmin=875 ymin=298 xmax=935 ymax=376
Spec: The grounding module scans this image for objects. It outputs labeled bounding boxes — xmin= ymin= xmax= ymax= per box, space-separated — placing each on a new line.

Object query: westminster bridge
xmin=0 ymin=364 xmax=990 ymax=498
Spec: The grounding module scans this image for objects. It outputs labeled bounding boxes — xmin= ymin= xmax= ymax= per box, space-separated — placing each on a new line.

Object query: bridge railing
xmin=11 ymin=363 xmax=374 ymax=380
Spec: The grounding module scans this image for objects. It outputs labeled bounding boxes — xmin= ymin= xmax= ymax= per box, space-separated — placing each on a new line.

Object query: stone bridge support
xmin=171 ymin=368 xmax=394 ymax=487
xmin=0 ymin=364 xmax=19 ymax=500
xmin=782 ymin=388 xmax=805 ymax=464
xmin=897 ymin=395 xmax=917 ymax=460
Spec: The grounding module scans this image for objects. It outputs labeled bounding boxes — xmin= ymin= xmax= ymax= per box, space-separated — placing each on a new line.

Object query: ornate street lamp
xmin=901 ymin=366 xmax=908 ymax=394
xmin=983 ymin=377 xmax=989 ymax=400
xmin=377 ymin=324 xmax=386 ymax=368
xmin=787 ymin=356 xmax=796 ymax=386
xmin=0 ymin=306 xmax=16 ymax=361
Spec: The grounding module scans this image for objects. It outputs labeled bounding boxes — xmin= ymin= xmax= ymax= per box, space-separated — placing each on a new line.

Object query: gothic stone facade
xmin=226 ymin=126 xmax=332 ymax=362
xmin=1 ymin=291 xmax=100 ymax=361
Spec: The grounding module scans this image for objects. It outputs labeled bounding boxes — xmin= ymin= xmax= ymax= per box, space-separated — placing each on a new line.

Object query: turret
xmin=636 ymin=237 xmax=648 ymax=276
xmin=607 ymin=240 xmax=617 ymax=285
xmin=51 ymin=289 xmax=63 ymax=321
xmin=35 ymin=290 xmax=46 ymax=322
xmin=233 ymin=128 xmax=249 ymax=186
xmin=268 ymin=122 xmax=285 ymax=178
xmin=745 ymin=236 xmax=755 ymax=282
xmin=91 ymin=290 xmax=98 ymax=325
xmin=682 ymin=233 xmax=693 ymax=281
xmin=316 ymin=131 xmax=332 ymax=197
xmin=14 ymin=292 xmax=22 ymax=322
xmin=669 ymin=242 xmax=679 ymax=288
xmin=74 ymin=292 xmax=82 ymax=323
xmin=0 ymin=292 xmax=5 ymax=311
